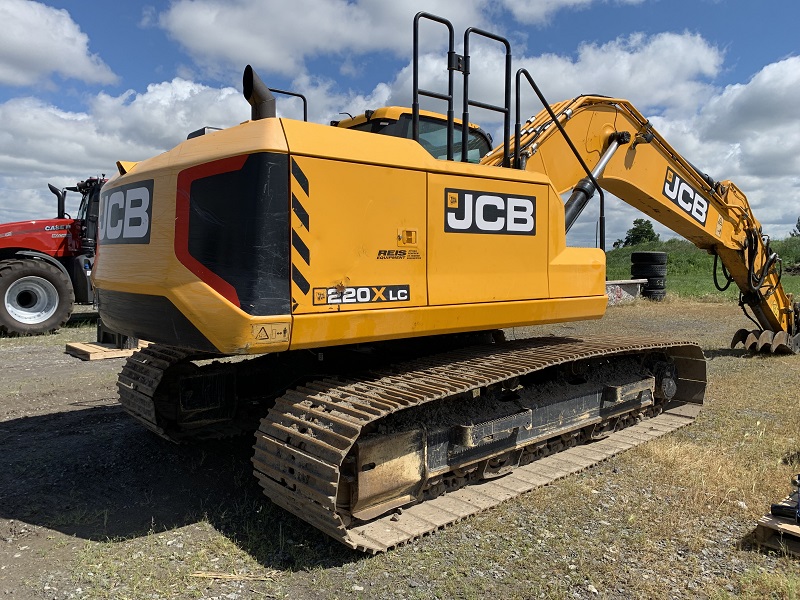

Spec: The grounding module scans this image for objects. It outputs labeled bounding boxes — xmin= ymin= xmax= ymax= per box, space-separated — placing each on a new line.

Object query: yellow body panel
xmin=289 ymin=296 xmax=606 ymax=350
xmin=95 ymin=119 xmax=293 ymax=353
xmin=426 ymin=172 xmax=549 ymax=304
xmin=288 ymin=155 xmax=428 ymax=314
xmin=94 ymin=116 xmax=607 ymax=355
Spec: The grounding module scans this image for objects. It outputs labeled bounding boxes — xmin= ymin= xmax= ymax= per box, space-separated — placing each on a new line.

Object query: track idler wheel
xmin=731 ymin=328 xmax=797 ymax=354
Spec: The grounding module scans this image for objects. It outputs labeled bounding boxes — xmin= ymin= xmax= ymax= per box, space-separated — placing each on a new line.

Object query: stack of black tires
xmin=631 ymin=251 xmax=667 ymax=301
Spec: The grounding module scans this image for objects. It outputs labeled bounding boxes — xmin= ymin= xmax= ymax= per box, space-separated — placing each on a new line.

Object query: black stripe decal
xmin=292 ymin=265 xmax=310 ymax=295
xmin=292 ymin=158 xmax=309 ymax=197
xmin=292 ymin=194 xmax=310 ymax=231
xmin=292 ymin=231 xmax=310 ymax=266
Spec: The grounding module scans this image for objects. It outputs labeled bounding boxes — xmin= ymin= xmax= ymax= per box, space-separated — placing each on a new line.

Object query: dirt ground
xmin=1 ymin=299 xmax=799 ymax=599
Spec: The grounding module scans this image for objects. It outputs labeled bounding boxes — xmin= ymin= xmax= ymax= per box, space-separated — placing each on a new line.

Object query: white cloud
xmin=564 ymin=57 xmax=800 ymax=246
xmin=156 ymin=0 xmax=654 ymax=81
xmin=89 ymin=79 xmax=242 ymax=149
xmin=376 ymin=30 xmax=723 ymax=141
xmin=0 ymin=0 xmax=117 ymax=87
xmin=644 ymin=57 xmax=800 ymax=240
xmin=158 ymin=0 xmax=490 ymax=78
xmin=0 ymin=80 xmax=246 ymax=224
xmin=498 ymin=0 xmax=645 ymax=26
xmin=697 ymin=56 xmax=800 ymax=148
xmin=140 ymin=5 xmax=158 ymax=28
xmin=284 ymin=73 xmax=392 ymax=124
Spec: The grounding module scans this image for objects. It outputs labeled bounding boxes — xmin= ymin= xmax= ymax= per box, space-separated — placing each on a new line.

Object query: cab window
xmin=76 ymin=193 xmax=89 ymax=221
xmin=398 ymin=115 xmax=491 ymax=163
xmin=345 ymin=115 xmax=491 ymax=163
xmin=347 ymin=119 xmax=405 ymax=136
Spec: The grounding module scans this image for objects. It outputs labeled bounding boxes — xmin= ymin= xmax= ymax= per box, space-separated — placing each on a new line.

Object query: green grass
xmin=606 ymin=237 xmax=800 ymax=299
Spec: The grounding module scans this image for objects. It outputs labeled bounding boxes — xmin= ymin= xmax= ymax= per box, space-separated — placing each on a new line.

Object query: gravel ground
xmin=1 ymin=299 xmax=800 ymax=599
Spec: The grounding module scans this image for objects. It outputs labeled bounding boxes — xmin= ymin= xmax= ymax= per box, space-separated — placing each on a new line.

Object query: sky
xmin=1 ymin=0 xmax=799 ymax=248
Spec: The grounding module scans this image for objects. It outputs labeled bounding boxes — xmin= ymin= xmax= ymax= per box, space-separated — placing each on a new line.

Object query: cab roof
xmin=334 ymin=106 xmax=482 ymax=131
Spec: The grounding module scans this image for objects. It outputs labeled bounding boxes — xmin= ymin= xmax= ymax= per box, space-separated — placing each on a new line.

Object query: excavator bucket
xmin=731 ymin=328 xmax=797 ymax=354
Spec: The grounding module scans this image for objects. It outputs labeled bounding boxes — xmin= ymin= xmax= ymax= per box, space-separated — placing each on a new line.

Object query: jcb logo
xmin=445 ymin=188 xmax=536 ymax=235
xmin=663 ymin=169 xmax=708 ymax=226
xmin=99 ymin=180 xmax=153 ymax=244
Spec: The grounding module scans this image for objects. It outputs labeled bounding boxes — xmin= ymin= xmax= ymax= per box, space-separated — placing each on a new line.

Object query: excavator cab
xmin=262 ymin=82 xmax=493 ymax=163
xmin=334 ymin=107 xmax=493 ymax=163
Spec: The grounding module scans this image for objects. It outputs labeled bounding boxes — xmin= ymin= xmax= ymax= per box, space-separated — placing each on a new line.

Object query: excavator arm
xmin=482 ymin=95 xmax=799 ymax=353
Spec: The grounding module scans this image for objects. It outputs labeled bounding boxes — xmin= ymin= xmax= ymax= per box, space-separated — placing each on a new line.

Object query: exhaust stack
xmin=47 ymin=183 xmax=66 ymax=219
xmin=243 ymin=65 xmax=276 ymax=121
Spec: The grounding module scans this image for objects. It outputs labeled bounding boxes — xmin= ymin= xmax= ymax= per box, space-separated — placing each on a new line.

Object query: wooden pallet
xmin=755 ymin=498 xmax=800 ymax=556
xmin=65 ymin=341 xmax=148 ymax=361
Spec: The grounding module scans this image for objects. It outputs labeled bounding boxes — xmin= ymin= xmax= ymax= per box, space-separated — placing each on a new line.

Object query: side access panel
xmin=427 ymin=174 xmax=550 ymax=304
xmin=287 ymin=156 xmax=428 ymax=314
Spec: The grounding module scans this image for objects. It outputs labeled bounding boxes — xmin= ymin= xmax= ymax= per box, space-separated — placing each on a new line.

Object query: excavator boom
xmin=482 ymin=95 xmax=798 ymax=352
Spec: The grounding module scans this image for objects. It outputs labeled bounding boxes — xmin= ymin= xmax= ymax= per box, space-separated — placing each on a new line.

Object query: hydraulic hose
xmin=712 ymin=252 xmax=733 ymax=292
xmin=746 ymin=229 xmax=779 ymax=293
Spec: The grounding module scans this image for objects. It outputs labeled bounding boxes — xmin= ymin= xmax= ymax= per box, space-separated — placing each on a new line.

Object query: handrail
xmin=462 ymin=28 xmax=511 ymax=166
xmin=412 ymin=12 xmax=456 ymax=161
xmin=269 ymin=88 xmax=308 ymax=122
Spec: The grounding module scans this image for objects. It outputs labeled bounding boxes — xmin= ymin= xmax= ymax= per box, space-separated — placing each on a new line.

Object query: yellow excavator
xmin=93 ymin=13 xmax=797 ymax=552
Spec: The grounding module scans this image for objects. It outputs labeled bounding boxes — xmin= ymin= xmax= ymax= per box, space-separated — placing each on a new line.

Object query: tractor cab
xmin=67 ymin=177 xmax=104 ymax=256
xmin=46 ymin=176 xmax=104 ymax=257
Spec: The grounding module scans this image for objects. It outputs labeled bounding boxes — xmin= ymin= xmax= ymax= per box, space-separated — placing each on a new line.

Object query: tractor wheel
xmin=0 ymin=259 xmax=74 ymax=335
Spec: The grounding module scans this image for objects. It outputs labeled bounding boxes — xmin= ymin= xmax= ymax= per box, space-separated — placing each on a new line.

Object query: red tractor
xmin=0 ymin=177 xmax=104 ymax=335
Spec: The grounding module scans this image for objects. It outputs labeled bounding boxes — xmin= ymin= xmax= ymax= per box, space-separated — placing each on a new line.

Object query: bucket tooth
xmin=731 ymin=328 xmax=797 ymax=354
xmin=744 ymin=331 xmax=760 ymax=352
xmin=731 ymin=328 xmax=750 ymax=349
xmin=770 ymin=331 xmax=793 ymax=354
xmin=756 ymin=330 xmax=774 ymax=352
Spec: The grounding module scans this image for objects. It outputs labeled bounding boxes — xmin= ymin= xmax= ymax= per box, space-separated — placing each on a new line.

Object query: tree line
xmin=614 ymin=217 xmax=800 ymax=249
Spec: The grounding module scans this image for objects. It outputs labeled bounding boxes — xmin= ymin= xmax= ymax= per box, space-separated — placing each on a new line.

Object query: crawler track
xmin=252 ymin=335 xmax=706 ymax=552
xmin=117 ymin=344 xmax=196 ymax=439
